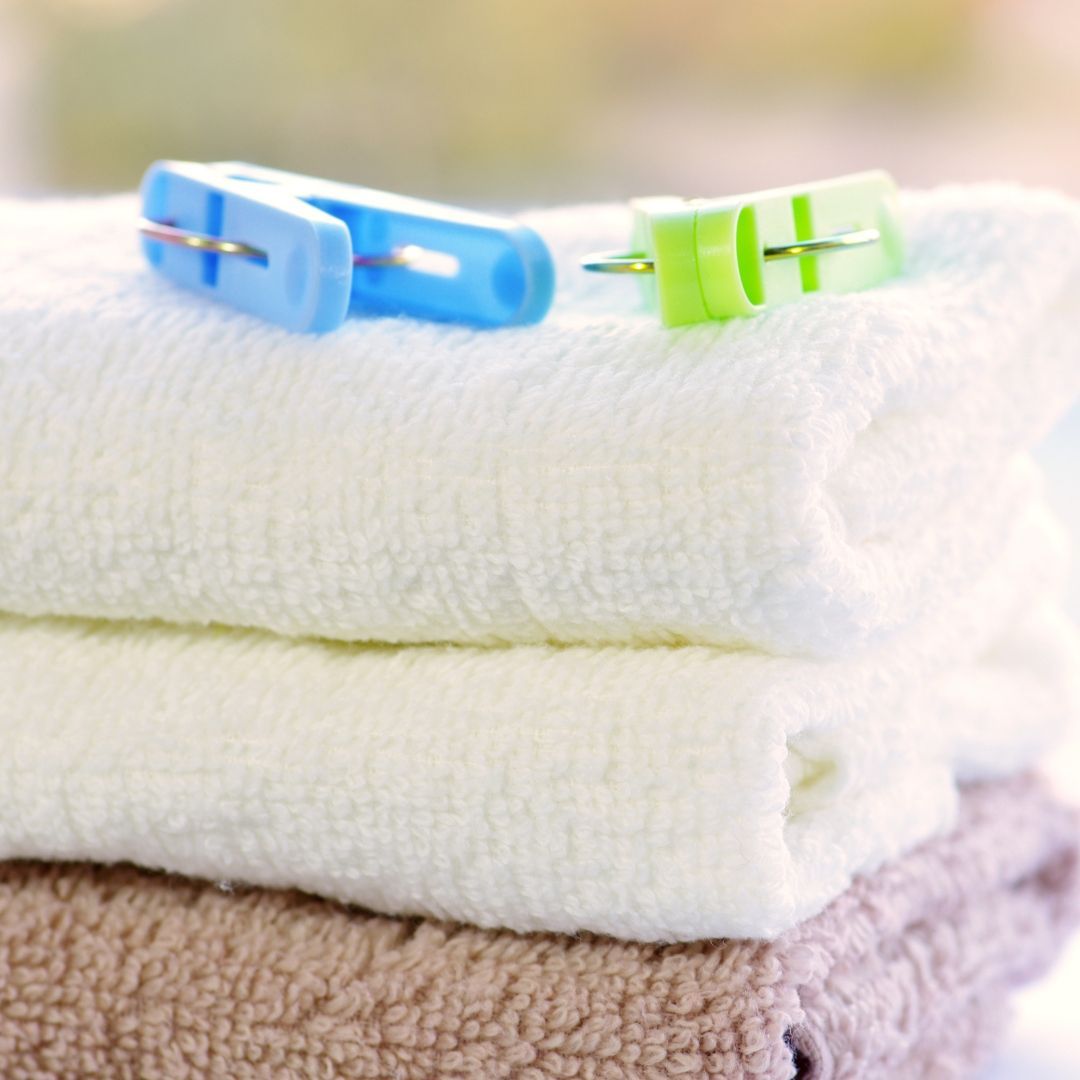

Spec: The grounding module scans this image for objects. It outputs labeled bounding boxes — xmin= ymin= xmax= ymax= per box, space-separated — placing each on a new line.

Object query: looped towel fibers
xmin=0 ymin=497 xmax=1074 ymax=942
xmin=0 ymin=776 xmax=1074 ymax=1080
xmin=1 ymin=185 xmax=1079 ymax=655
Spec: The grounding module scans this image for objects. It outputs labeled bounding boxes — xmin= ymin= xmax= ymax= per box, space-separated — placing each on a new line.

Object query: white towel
xmin=1 ymin=498 xmax=1074 ymax=942
xmin=1 ymin=186 xmax=1079 ymax=656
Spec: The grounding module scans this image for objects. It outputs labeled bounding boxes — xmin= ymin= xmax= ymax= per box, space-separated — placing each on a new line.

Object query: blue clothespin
xmin=138 ymin=160 xmax=556 ymax=332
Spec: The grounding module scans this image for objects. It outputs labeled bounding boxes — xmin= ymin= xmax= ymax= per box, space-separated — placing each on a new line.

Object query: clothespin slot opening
xmin=733 ymin=205 xmax=765 ymax=308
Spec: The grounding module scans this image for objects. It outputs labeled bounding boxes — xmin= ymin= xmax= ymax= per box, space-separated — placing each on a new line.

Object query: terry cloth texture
xmin=0 ymin=500 xmax=1075 ymax=943
xmin=0 ymin=776 xmax=1075 ymax=1080
xmin=1 ymin=187 xmax=1079 ymax=656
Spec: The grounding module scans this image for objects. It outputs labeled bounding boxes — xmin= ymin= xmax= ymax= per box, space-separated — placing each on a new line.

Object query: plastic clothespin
xmin=138 ymin=160 xmax=556 ymax=332
xmin=581 ymin=170 xmax=904 ymax=327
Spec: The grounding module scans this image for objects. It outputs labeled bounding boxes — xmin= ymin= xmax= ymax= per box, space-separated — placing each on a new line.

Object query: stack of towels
xmin=1 ymin=182 xmax=1079 ymax=1079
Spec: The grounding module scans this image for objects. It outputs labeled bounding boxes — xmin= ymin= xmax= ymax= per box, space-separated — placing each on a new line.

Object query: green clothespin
xmin=581 ymin=170 xmax=904 ymax=327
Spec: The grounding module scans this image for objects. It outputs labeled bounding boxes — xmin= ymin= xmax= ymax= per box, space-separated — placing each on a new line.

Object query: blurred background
xmin=1 ymin=3 xmax=1078 ymax=1072
xmin=2 ymin=0 xmax=1080 ymax=204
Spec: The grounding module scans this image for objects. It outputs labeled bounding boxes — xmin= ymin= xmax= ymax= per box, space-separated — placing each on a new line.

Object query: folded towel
xmin=1 ymin=497 xmax=1074 ymax=942
xmin=1 ymin=186 xmax=1079 ymax=655
xmin=0 ymin=775 xmax=1074 ymax=1080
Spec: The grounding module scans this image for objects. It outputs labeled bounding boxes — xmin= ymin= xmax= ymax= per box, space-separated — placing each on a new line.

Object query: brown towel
xmin=0 ymin=776 xmax=1075 ymax=1079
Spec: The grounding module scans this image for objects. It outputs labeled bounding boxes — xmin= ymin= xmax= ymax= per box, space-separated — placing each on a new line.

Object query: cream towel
xmin=0 ymin=499 xmax=1074 ymax=943
xmin=1 ymin=186 xmax=1079 ymax=655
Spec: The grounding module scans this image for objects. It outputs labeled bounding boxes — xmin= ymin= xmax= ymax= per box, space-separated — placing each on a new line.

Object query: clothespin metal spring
xmin=138 ymin=217 xmax=420 ymax=268
xmin=581 ymin=226 xmax=882 ymax=274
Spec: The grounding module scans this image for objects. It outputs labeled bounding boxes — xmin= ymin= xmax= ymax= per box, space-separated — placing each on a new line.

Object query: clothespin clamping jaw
xmin=581 ymin=171 xmax=903 ymax=327
xmin=139 ymin=160 xmax=556 ymax=332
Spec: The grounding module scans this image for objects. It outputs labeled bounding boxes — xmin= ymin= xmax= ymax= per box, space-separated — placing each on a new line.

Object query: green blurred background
xmin=2 ymin=0 xmax=1079 ymax=203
